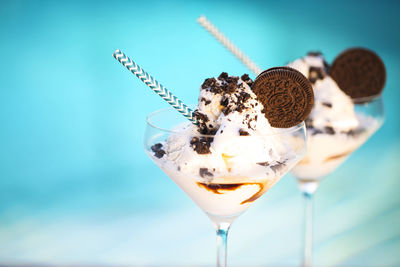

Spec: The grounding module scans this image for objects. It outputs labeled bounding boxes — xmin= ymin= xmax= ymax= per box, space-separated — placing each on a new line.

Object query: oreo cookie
xmin=330 ymin=48 xmax=386 ymax=99
xmin=252 ymin=67 xmax=314 ymax=128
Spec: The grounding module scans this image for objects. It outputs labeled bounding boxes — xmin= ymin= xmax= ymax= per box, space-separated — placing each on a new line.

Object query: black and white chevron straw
xmin=113 ymin=49 xmax=198 ymax=125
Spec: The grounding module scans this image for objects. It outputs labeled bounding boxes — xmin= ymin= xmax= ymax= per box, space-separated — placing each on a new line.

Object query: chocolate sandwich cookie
xmin=252 ymin=67 xmax=314 ymax=128
xmin=330 ymin=48 xmax=386 ymax=99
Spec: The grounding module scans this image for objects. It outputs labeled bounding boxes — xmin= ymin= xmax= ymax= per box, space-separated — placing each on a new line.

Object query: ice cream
xmin=288 ymin=52 xmax=380 ymax=179
xmin=147 ymin=72 xmax=304 ymax=217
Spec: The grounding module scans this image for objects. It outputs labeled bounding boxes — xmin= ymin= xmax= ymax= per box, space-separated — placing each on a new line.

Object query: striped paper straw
xmin=113 ymin=49 xmax=198 ymax=125
xmin=197 ymin=15 xmax=263 ymax=76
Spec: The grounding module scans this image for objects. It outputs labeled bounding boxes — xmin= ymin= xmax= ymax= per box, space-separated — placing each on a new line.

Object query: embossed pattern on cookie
xmin=252 ymin=67 xmax=314 ymax=128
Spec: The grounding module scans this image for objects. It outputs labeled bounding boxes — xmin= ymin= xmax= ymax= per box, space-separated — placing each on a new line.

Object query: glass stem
xmin=216 ymin=222 xmax=231 ymax=267
xmin=303 ymin=192 xmax=314 ymax=267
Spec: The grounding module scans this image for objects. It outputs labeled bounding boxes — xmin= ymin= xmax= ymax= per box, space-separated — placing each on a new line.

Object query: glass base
xmin=206 ymin=211 xmax=243 ymax=227
xmin=297 ymin=179 xmax=320 ymax=196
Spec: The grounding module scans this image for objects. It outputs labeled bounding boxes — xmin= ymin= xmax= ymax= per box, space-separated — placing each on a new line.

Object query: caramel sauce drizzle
xmin=221 ymin=153 xmax=235 ymax=172
xmin=298 ymin=149 xmax=354 ymax=165
xmin=323 ymin=150 xmax=353 ymax=163
xmin=196 ymin=180 xmax=271 ymax=204
xmin=298 ymin=156 xmax=310 ymax=165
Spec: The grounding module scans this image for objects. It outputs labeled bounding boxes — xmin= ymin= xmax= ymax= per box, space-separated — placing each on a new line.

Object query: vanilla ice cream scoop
xmin=288 ymin=53 xmax=359 ymax=133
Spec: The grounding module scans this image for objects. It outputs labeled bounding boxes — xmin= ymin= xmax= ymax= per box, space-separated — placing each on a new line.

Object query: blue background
xmin=1 ymin=0 xmax=399 ymax=266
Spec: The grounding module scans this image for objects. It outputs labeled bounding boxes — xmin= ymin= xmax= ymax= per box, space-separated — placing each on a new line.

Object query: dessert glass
xmin=292 ymin=95 xmax=385 ymax=267
xmin=144 ymin=108 xmax=308 ymax=267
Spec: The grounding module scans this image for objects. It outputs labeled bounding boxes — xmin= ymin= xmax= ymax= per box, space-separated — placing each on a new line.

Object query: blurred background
xmin=1 ymin=0 xmax=399 ymax=266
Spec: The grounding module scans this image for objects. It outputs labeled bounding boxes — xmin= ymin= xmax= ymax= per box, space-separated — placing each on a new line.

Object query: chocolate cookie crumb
xmin=199 ymin=168 xmax=214 ymax=178
xmin=271 ymin=161 xmax=285 ymax=172
xmin=239 ymin=129 xmax=250 ymax=136
xmin=324 ymin=126 xmax=335 ymax=135
xmin=307 ymin=51 xmax=323 ymax=57
xmin=200 ymin=97 xmax=212 ymax=105
xmin=241 ymin=74 xmax=253 ymax=87
xmin=311 ymin=129 xmax=323 ymax=135
xmin=151 ymin=143 xmax=166 ymax=158
xmin=305 ymin=118 xmax=314 ymax=128
xmin=151 ymin=143 xmax=162 ymax=150
xmin=202 ymin=78 xmax=217 ymax=89
xmin=190 ymin=136 xmax=213 ymax=154
xmin=223 ymin=81 xmax=237 ymax=94
xmin=257 ymin=162 xmax=269 ymax=166
xmin=219 ymin=75 xmax=239 ymax=95
xmin=226 ymin=76 xmax=239 ymax=85
xmin=218 ymin=72 xmax=229 ymax=81
xmin=194 ymin=111 xmax=217 ymax=135
xmin=194 ymin=110 xmax=210 ymax=134
xmin=322 ymin=102 xmax=332 ymax=108
xmin=345 ymin=128 xmax=363 ymax=137
xmin=220 ymin=96 xmax=229 ymax=107
xmin=202 ymin=77 xmax=222 ymax=94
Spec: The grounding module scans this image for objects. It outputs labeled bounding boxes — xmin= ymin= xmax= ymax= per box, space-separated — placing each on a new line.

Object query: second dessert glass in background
xmin=293 ymin=93 xmax=384 ymax=267
xmin=288 ymin=50 xmax=385 ymax=267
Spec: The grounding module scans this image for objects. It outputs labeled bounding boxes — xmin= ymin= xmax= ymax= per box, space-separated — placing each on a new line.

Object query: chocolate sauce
xmin=196 ymin=180 xmax=270 ymax=204
xmin=196 ymin=182 xmax=243 ymax=194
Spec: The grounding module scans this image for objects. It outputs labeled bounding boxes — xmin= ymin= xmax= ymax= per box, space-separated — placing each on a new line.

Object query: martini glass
xmin=291 ymin=95 xmax=385 ymax=267
xmin=144 ymin=107 xmax=308 ymax=267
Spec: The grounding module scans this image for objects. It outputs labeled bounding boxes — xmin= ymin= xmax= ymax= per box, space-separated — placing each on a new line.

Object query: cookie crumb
xmin=199 ymin=168 xmax=214 ymax=178
xmin=190 ymin=137 xmax=213 ymax=154
xmin=151 ymin=143 xmax=165 ymax=158
xmin=239 ymin=129 xmax=250 ymax=136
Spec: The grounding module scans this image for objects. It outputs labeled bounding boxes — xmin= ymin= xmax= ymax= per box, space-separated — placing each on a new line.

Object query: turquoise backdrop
xmin=1 ymin=0 xmax=399 ymax=266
